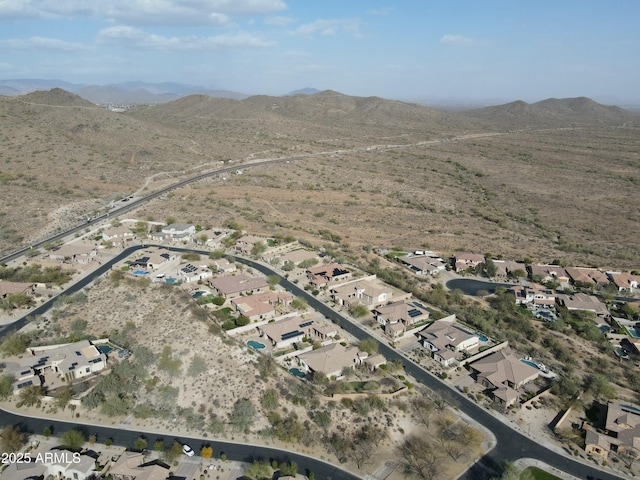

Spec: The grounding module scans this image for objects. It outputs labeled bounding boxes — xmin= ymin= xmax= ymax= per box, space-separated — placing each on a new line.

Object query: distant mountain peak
xmin=286 ymin=87 xmax=321 ymax=96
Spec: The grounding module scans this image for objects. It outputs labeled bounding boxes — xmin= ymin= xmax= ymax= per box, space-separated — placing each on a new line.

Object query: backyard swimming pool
xmin=247 ymin=340 xmax=265 ymax=350
xmin=478 ymin=334 xmax=488 ymax=342
xmin=521 ymin=359 xmax=541 ymax=370
xmin=289 ymin=368 xmax=306 ymax=379
xmin=192 ymin=291 xmax=205 ymax=299
xmin=133 ymin=270 xmax=148 ymax=275
xmin=165 ymin=277 xmax=177 ymax=284
xmin=97 ymin=344 xmax=114 ymax=354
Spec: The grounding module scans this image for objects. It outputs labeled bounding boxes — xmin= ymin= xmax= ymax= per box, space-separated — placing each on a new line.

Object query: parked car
xmin=182 ymin=444 xmax=195 ymax=457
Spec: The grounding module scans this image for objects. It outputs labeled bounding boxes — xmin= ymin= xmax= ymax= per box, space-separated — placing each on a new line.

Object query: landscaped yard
xmin=520 ymin=466 xmax=561 ymax=480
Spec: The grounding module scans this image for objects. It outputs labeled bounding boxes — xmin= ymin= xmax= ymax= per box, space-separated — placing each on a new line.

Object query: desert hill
xmin=465 ymin=96 xmax=638 ymax=128
xmin=0 ymin=87 xmax=639 ymax=269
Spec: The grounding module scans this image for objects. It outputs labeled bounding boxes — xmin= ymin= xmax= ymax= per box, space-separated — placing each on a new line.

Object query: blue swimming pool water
xmin=521 ymin=359 xmax=541 ymax=370
xmin=97 ymin=344 xmax=114 ymax=354
xmin=165 ymin=277 xmax=177 ymax=284
xmin=248 ymin=340 xmax=265 ymax=350
xmin=621 ymin=404 xmax=640 ymax=415
xmin=192 ymin=291 xmax=205 ymax=299
xmin=289 ymin=367 xmax=306 ymax=379
xmin=133 ymin=270 xmax=148 ymax=275
xmin=627 ymin=327 xmax=640 ymax=338
xmin=478 ymin=334 xmax=488 ymax=342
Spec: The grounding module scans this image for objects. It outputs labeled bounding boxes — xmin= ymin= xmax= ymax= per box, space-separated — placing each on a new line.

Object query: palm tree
xmin=17 ymin=385 xmax=44 ymax=408
xmin=0 ymin=425 xmax=25 ymax=453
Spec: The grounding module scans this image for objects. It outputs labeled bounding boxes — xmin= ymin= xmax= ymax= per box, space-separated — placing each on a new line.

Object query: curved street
xmin=0 ymin=245 xmax=625 ymax=480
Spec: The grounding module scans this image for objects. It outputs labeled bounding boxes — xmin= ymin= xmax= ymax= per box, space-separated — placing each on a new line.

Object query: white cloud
xmin=97 ymin=25 xmax=275 ymax=50
xmin=0 ymin=36 xmax=87 ymax=51
xmin=439 ymin=34 xmax=480 ymax=47
xmin=291 ymin=18 xmax=361 ymax=39
xmin=0 ymin=0 xmax=287 ymax=25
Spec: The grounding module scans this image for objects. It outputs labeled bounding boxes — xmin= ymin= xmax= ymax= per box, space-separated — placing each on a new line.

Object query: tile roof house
xmin=508 ymin=284 xmax=556 ymax=309
xmin=235 ymin=235 xmax=267 ymax=255
xmin=330 ymin=279 xmax=393 ymax=309
xmin=207 ymin=274 xmax=269 ymax=298
xmin=109 ymin=451 xmax=171 ymax=480
xmin=0 ymin=449 xmax=96 ymax=480
xmin=231 ymin=291 xmax=293 ymax=322
xmin=492 ymin=260 xmax=526 ymax=281
xmin=454 ymin=253 xmax=485 ymax=273
xmin=584 ymin=402 xmax=640 ymax=461
xmin=258 ymin=315 xmax=315 ymax=349
xmin=608 ymin=272 xmax=640 ymax=292
xmin=306 ymin=263 xmax=352 ymax=287
xmin=400 ymin=255 xmax=446 ymax=275
xmin=129 ymin=249 xmax=174 ymax=271
xmin=273 ymin=249 xmax=318 ymax=267
xmin=556 ymin=292 xmax=610 ymax=317
xmin=296 ymin=342 xmax=366 ymax=379
xmin=49 ymin=244 xmax=97 ymax=264
xmin=416 ymin=321 xmax=479 ymax=367
xmin=161 ymin=223 xmax=196 ymax=240
xmin=0 ymin=280 xmax=34 ymax=298
xmin=527 ymin=264 xmax=570 ymax=284
xmin=101 ymin=225 xmax=135 ymax=246
xmin=468 ymin=350 xmax=539 ymax=407
xmin=373 ymin=299 xmax=430 ymax=329
xmin=213 ymin=258 xmax=237 ymax=273
xmin=565 ymin=267 xmax=610 ymax=286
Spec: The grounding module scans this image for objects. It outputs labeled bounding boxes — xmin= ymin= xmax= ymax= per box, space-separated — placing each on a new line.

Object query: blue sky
xmin=1 ymin=0 xmax=639 ymax=102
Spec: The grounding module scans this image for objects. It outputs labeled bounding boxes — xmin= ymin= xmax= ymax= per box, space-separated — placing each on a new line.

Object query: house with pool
xmin=296 ymin=342 xmax=367 ymax=379
xmin=258 ymin=315 xmax=316 ymax=349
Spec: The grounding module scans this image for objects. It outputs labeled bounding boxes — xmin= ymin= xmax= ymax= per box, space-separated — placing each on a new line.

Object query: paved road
xmin=0 ymin=245 xmax=625 ymax=480
xmin=445 ymin=278 xmax=516 ymax=296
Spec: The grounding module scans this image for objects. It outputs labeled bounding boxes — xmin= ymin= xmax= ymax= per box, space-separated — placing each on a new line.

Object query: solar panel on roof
xmin=138 ymin=256 xmax=150 ymax=263
xmin=281 ymin=330 xmax=302 ymax=340
xmin=17 ymin=381 xmax=33 ymax=388
xmin=160 ymin=253 xmax=170 ymax=259
xmin=299 ymin=321 xmax=313 ymax=328
xmin=408 ymin=308 xmax=422 ymax=318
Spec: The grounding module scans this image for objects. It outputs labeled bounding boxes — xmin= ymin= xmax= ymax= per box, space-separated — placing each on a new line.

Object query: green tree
xmin=55 ymin=385 xmax=74 ymax=411
xmin=209 ymin=250 xmax=225 ymax=260
xmin=279 ymin=462 xmax=298 ymax=476
xmin=256 ymin=354 xmax=276 ymax=378
xmin=153 ymin=440 xmax=164 ymax=451
xmin=586 ymin=374 xmax=617 ymax=401
xmin=17 ymin=385 xmax=44 ymax=408
xmin=398 ymin=435 xmax=442 ymax=480
xmin=0 ymin=375 xmax=14 ymax=399
xmin=267 ymin=275 xmax=281 ymax=286
xmin=187 ymin=355 xmax=207 ymax=377
xmin=351 ymin=304 xmax=369 ymax=318
xmin=1 ymin=332 xmax=28 ymax=355
xmin=43 ymin=426 xmax=52 ymax=438
xmin=135 ymin=436 xmax=148 ymax=450
xmin=229 ymin=398 xmax=256 ymax=432
xmin=244 ymin=461 xmax=271 ymax=480
xmin=260 ymin=389 xmax=280 ymax=411
xmin=164 ymin=440 xmax=183 ymax=463
xmin=290 ymin=297 xmax=308 ymax=310
xmin=61 ymin=430 xmax=86 ymax=450
xmin=358 ymin=338 xmax=379 ymax=355
xmin=485 ymin=257 xmax=497 ymax=278
xmin=0 ymin=425 xmax=25 ymax=453
xmin=208 ymin=415 xmax=225 ymax=435
xmin=251 ymin=242 xmax=267 ymax=257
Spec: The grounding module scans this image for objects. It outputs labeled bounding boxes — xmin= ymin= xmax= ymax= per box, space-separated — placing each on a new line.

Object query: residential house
xmin=0 ymin=280 xmax=34 ymax=299
xmin=565 ymin=267 xmax=610 ymax=287
xmin=330 ymin=279 xmax=393 ymax=309
xmin=109 ymin=451 xmax=171 ymax=480
xmin=5 ymin=340 xmax=107 ymax=392
xmin=213 ymin=258 xmax=237 ymax=273
xmin=385 ymin=321 xmax=407 ymax=339
xmin=176 ymin=263 xmax=212 ymax=283
xmin=129 ymin=248 xmax=174 ymax=271
xmin=45 ymin=450 xmax=96 ymax=480
xmin=161 ymin=223 xmax=196 ymax=241
xmin=583 ymin=402 xmax=640 ymax=461
xmin=49 ymin=244 xmax=97 ymax=264
xmin=364 ymin=353 xmax=387 ymax=371
xmin=207 ymin=274 xmax=269 ymax=298
xmin=608 ymin=272 xmax=640 ymax=292
xmin=400 ymin=255 xmax=446 ymax=275
xmin=417 ymin=320 xmax=479 ymax=367
xmin=194 ymin=229 xmax=228 ymax=248
xmin=468 ymin=350 xmax=539 ymax=407
xmin=373 ymin=299 xmax=430 ymax=328
xmin=231 ymin=291 xmax=293 ymax=322
xmin=101 ymin=225 xmax=135 ymax=246
xmin=258 ymin=315 xmax=315 ymax=349
xmin=306 ymin=263 xmax=352 ymax=287
xmin=528 ymin=264 xmax=570 ymax=284
xmin=270 ymin=249 xmax=318 ymax=267
xmin=454 ymin=253 xmax=485 ymax=273
xmin=311 ymin=323 xmax=338 ymax=342
xmin=296 ymin=342 xmax=366 ymax=379
xmin=508 ymin=284 xmax=556 ymax=309
xmin=556 ymin=292 xmax=610 ymax=318
xmin=235 ymin=235 xmax=267 ymax=256
xmin=492 ymin=260 xmax=526 ymax=281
